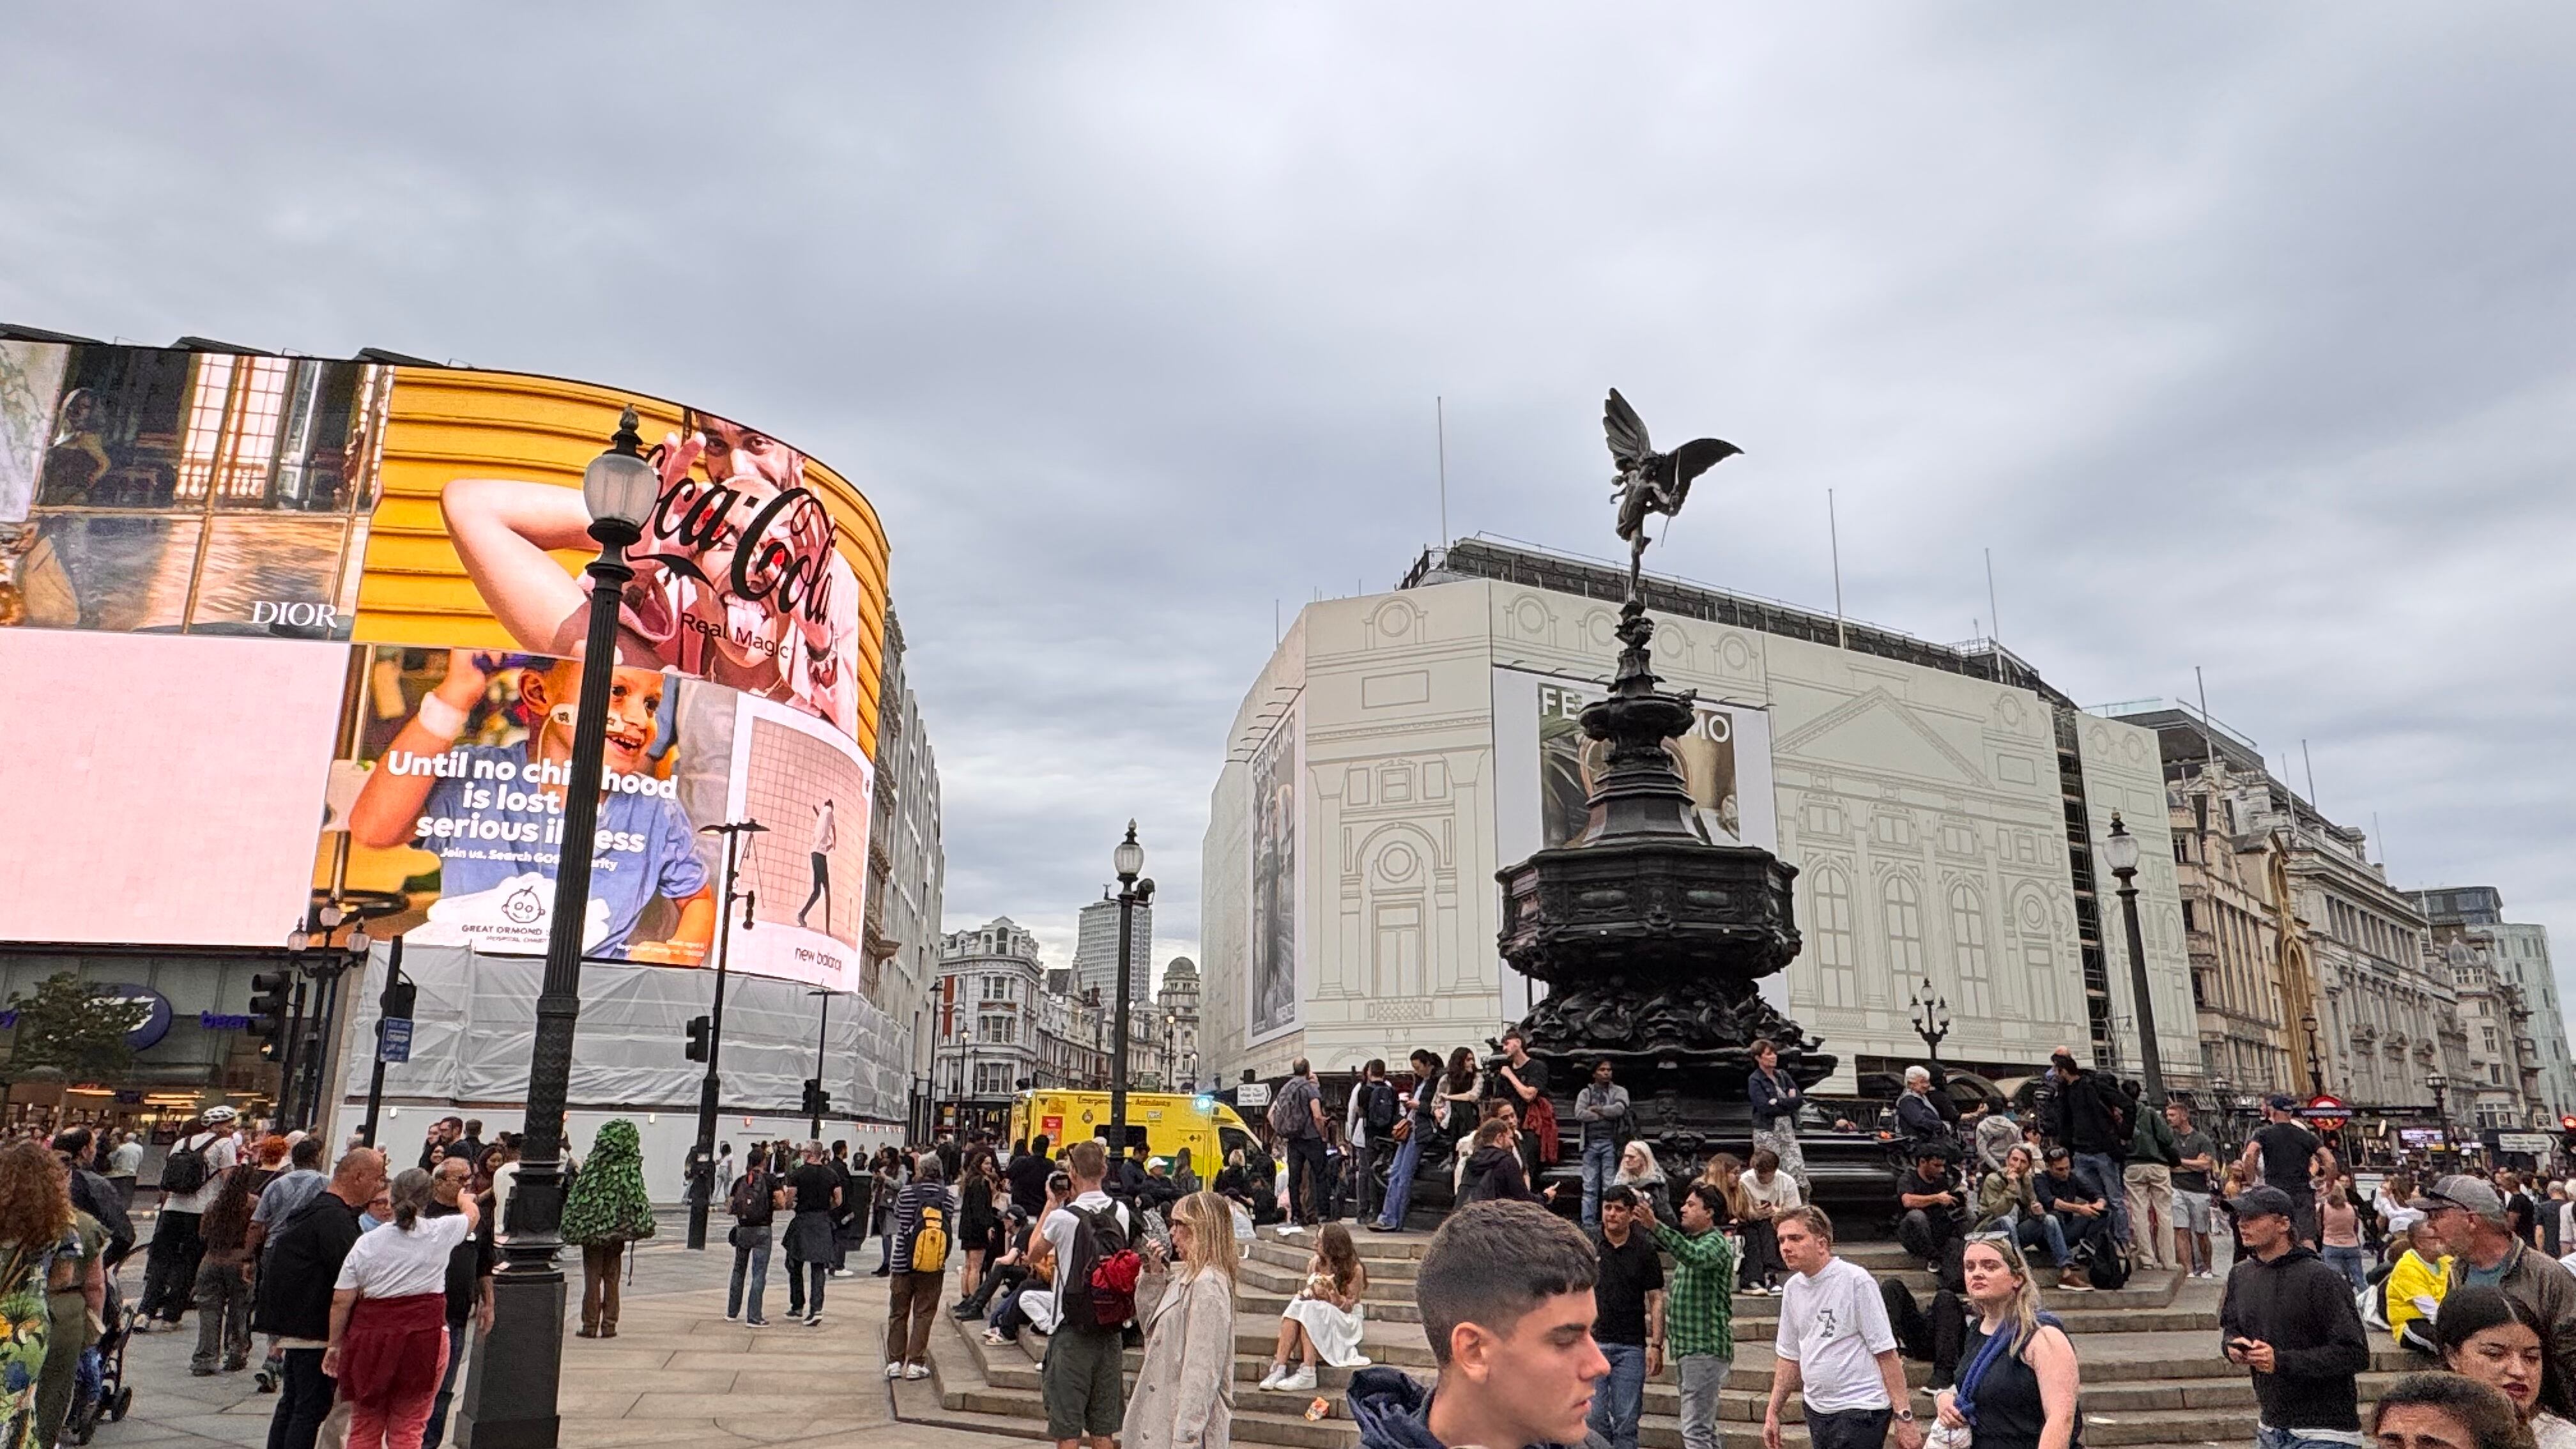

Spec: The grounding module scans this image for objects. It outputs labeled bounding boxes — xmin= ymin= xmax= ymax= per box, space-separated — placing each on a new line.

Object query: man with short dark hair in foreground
xmin=1350 ymin=1200 xmax=1612 ymax=1449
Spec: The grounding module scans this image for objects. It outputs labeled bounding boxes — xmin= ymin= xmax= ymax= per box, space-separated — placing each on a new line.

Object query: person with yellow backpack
xmin=884 ymin=1154 xmax=956 ymax=1380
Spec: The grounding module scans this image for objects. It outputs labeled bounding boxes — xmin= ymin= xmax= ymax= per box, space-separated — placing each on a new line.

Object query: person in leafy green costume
xmin=562 ymin=1119 xmax=655 ymax=1337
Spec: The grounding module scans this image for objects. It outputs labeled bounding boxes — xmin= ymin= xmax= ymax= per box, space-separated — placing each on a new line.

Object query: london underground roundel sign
xmin=2305 ymin=1094 xmax=2349 ymax=1131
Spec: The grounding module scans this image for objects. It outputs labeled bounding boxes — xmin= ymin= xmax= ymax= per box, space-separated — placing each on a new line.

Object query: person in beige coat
xmin=1123 ymin=1190 xmax=1239 ymax=1449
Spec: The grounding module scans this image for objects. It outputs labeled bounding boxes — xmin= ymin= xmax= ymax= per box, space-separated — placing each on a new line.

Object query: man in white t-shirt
xmin=140 ymin=1107 xmax=243 ymax=1328
xmin=1765 ymin=1206 xmax=1920 ymax=1449
xmin=1039 ymin=1140 xmax=1135 ymax=1449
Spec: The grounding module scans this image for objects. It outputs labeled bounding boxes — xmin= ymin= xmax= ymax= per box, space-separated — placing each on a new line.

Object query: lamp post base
xmin=454 ymin=1264 xmax=566 ymax=1449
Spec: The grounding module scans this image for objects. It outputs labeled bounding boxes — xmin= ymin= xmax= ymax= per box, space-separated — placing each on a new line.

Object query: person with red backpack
xmin=726 ymin=1141 xmax=785 ymax=1326
xmin=1040 ymin=1140 xmax=1139 ymax=1449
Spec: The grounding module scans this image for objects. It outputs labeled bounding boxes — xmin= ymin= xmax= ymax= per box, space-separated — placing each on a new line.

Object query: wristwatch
xmin=1893 ymin=1411 xmax=1917 ymax=1423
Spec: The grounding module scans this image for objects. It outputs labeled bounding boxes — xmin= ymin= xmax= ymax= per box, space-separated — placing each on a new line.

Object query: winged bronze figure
xmin=1605 ymin=388 xmax=1739 ymax=599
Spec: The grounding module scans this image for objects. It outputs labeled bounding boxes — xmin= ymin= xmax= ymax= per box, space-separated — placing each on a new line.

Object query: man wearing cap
xmin=2045 ymin=1048 xmax=2132 ymax=1252
xmin=2217 ymin=1184 xmax=2370 ymax=1449
xmin=139 ymin=1105 xmax=241 ymax=1328
xmin=2238 ymin=1095 xmax=2334 ymax=1248
xmin=2418 ymin=1173 xmax=2576 ymax=1416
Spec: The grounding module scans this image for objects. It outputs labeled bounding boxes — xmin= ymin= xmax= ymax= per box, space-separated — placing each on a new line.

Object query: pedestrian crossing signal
xmin=685 ymin=1015 xmax=712 ymax=1062
xmin=801 ymin=1079 xmax=829 ymax=1118
xmin=248 ymin=972 xmax=294 ymax=1061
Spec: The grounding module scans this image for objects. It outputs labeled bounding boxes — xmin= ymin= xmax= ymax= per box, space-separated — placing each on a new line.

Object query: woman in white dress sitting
xmin=1258 ymin=1222 xmax=1369 ymax=1393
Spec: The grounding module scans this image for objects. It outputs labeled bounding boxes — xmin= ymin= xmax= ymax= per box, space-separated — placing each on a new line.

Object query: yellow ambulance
xmin=1007 ymin=1089 xmax=1262 ymax=1171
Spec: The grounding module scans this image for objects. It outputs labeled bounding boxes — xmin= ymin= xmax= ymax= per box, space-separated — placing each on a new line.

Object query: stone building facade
xmin=933 ymin=917 xmax=1042 ymax=1122
xmin=1202 ymin=539 xmax=2195 ymax=1091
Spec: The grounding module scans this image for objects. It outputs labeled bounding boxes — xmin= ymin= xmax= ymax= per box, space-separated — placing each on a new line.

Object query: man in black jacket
xmin=252 ymin=1149 xmax=385 ymax=1449
xmin=2046 ymin=1048 xmax=2131 ymax=1254
xmin=2217 ymin=1185 xmax=2370 ymax=1449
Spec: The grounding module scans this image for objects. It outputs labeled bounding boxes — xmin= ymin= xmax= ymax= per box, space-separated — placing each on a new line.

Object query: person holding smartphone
xmin=2218 ymin=1185 xmax=2370 ymax=1449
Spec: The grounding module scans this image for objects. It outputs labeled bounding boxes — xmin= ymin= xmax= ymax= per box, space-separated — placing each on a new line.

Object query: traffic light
xmin=248 ymin=971 xmax=295 ymax=1062
xmin=684 ymin=1015 xmax=712 ymax=1063
xmin=801 ymin=1078 xmax=829 ymax=1119
xmin=2558 ymin=1114 xmax=2576 ymax=1152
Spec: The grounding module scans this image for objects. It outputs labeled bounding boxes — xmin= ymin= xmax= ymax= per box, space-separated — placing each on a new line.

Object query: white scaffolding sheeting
xmin=338 ymin=943 xmax=905 ymax=1121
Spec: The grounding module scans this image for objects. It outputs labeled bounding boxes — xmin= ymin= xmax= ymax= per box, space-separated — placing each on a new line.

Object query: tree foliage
xmin=8 ymin=972 xmax=150 ymax=1082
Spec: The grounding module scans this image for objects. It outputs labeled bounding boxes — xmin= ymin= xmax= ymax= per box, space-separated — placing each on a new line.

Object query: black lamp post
xmin=2101 ymin=811 xmax=2166 ymax=1105
xmin=808 ymin=988 xmax=832 ymax=1138
xmin=685 ymin=819 xmax=764 ymax=1251
xmin=2301 ymin=1013 xmax=2326 ymax=1096
xmin=1106 ymin=822 xmax=1154 ymax=1147
xmin=2426 ymin=1070 xmax=2450 ymax=1140
xmin=1907 ymin=976 xmax=1951 ymax=1068
xmin=459 ymin=406 xmax=657 ymax=1449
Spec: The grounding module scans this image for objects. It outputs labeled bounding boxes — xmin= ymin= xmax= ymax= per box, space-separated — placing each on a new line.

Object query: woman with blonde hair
xmin=1261 ymin=1222 xmax=1370 ymax=1393
xmin=1613 ymin=1141 xmax=1675 ymax=1225
xmin=1124 ymin=1190 xmax=1237 ymax=1449
xmin=1935 ymin=1235 xmax=2079 ymax=1449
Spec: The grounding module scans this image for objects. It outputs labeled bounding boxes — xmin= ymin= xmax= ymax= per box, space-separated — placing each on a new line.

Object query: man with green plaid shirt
xmin=1641 ymin=1181 xmax=1739 ymax=1449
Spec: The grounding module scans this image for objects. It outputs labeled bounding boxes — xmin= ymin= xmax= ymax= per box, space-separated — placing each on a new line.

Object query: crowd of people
xmin=55 ymin=1034 xmax=2576 ymax=1449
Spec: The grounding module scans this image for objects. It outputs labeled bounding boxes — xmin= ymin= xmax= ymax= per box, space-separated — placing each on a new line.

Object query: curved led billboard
xmin=0 ymin=339 xmax=890 ymax=755
xmin=0 ymin=339 xmax=892 ymax=992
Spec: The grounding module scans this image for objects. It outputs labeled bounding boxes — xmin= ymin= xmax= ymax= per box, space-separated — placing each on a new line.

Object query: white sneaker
xmin=884 ymin=1363 xmax=903 ymax=1379
xmin=1280 ymin=1365 xmax=1318 ymax=1393
xmin=1259 ymin=1364 xmax=1291 ymax=1391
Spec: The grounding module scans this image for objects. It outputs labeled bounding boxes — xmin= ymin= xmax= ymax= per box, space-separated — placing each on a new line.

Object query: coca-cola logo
xmin=635 ymin=466 xmax=838 ymax=625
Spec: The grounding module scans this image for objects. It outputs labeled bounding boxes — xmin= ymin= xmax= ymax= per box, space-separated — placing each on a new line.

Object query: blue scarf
xmin=1952 ymin=1311 xmax=2063 ymax=1427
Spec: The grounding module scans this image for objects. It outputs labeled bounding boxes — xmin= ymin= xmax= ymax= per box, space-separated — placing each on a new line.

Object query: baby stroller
xmin=66 ymin=1277 xmax=134 ymax=1445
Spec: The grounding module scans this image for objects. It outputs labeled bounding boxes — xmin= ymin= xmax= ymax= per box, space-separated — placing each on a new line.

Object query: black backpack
xmin=1363 ymin=1081 xmax=1399 ymax=1131
xmin=2085 ymin=1241 xmax=2131 ymax=1292
xmin=729 ymin=1169 xmax=773 ymax=1226
xmin=1059 ymin=1201 xmax=1134 ymax=1333
xmin=158 ymin=1135 xmax=213 ymax=1196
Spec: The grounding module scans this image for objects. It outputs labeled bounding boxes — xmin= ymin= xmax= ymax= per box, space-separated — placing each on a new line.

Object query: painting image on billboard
xmin=0 ymin=341 xmax=385 ymax=636
xmin=1538 ymin=678 xmax=1754 ymax=848
xmin=1247 ymin=702 xmax=1300 ymax=1041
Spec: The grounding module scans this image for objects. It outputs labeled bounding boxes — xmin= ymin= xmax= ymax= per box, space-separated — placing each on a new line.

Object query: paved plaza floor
xmin=93 ymin=1226 xmax=1025 ymax=1449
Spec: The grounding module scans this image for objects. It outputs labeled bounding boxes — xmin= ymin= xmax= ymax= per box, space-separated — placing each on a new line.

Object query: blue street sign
xmin=379 ymin=1017 xmax=414 ymax=1064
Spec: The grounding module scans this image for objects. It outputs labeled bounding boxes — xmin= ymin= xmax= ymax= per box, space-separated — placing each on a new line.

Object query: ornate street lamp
xmin=2426 ymin=1070 xmax=2451 ymax=1139
xmin=2101 ymin=812 xmax=2165 ymax=1104
xmin=460 ymin=407 xmax=657 ymax=1449
xmin=1107 ymin=822 xmax=1154 ymax=1146
xmin=2301 ymin=1013 xmax=2326 ymax=1096
xmin=1907 ymin=977 xmax=1951 ymax=1068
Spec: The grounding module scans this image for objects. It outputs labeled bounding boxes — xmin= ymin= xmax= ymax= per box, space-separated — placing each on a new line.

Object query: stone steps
xmin=909 ymin=1239 xmax=2409 ymax=1449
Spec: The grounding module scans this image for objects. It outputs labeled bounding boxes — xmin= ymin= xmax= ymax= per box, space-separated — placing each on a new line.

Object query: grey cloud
xmin=4 ymin=4 xmax=2571 ymax=1000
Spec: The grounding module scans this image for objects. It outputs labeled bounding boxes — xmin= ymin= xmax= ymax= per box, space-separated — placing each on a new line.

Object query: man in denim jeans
xmin=1572 ymin=1059 xmax=1631 ymax=1229
xmin=2045 ymin=1046 xmax=2131 ymax=1252
xmin=1586 ymin=1186 xmax=1664 ymax=1449
xmin=1368 ymin=1049 xmax=1443 ymax=1232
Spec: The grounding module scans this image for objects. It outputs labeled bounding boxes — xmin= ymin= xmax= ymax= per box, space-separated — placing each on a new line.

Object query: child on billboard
xmin=439 ymin=410 xmax=862 ymax=739
xmin=346 ymin=648 xmax=714 ymax=963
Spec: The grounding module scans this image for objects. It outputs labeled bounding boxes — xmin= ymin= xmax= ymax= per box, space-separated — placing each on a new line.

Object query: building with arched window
xmin=1200 ymin=538 xmax=2195 ymax=1091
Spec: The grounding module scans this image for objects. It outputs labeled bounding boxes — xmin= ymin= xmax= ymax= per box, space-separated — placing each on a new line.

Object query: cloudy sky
xmin=6 ymin=6 xmax=2572 ymax=1006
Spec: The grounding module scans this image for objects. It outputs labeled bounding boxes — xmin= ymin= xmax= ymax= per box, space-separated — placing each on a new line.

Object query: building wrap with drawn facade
xmin=1202 ymin=539 xmax=2195 ymax=1091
